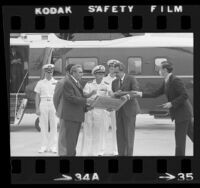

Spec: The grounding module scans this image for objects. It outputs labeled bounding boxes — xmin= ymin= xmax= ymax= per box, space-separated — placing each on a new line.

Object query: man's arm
xmin=63 ymin=80 xmax=87 ymax=106
xmin=171 ymin=78 xmax=188 ymax=109
xmin=142 ymin=83 xmax=164 ymax=98
xmin=53 ymin=81 xmax=63 ymax=110
xmin=128 ymin=76 xmax=140 ymax=100
xmin=131 ymin=82 xmax=165 ymax=98
xmin=35 ymin=93 xmax=40 ymax=116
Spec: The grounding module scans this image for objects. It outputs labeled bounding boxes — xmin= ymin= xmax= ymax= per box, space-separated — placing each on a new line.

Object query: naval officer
xmin=34 ymin=64 xmax=58 ymax=153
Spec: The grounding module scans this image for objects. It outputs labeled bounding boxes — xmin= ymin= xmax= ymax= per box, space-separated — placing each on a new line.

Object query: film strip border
xmin=2 ymin=5 xmax=200 ymax=32
xmin=4 ymin=5 xmax=200 ymax=184
xmin=11 ymin=157 xmax=199 ymax=183
xmin=10 ymin=15 xmax=192 ymax=31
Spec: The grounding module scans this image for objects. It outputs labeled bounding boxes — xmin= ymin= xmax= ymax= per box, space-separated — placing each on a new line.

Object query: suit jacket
xmin=112 ymin=74 xmax=141 ymax=116
xmin=142 ymin=74 xmax=193 ymax=122
xmin=53 ymin=75 xmax=69 ymax=118
xmin=61 ymin=75 xmax=87 ymax=122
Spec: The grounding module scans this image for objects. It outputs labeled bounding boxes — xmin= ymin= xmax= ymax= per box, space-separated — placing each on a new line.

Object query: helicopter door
xmin=10 ymin=45 xmax=29 ymax=93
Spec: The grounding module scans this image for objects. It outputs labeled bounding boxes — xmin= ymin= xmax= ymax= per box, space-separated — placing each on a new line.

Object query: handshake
xmin=113 ymin=90 xmax=143 ymax=99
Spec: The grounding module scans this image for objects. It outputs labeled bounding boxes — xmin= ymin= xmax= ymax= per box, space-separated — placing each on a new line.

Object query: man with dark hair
xmin=53 ymin=63 xmax=74 ymax=156
xmin=61 ymin=64 xmax=94 ymax=156
xmin=112 ymin=61 xmax=141 ymax=156
xmin=133 ymin=61 xmax=193 ymax=156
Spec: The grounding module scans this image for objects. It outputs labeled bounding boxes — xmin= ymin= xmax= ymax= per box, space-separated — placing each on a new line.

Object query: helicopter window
xmin=155 ymin=58 xmax=167 ymax=73
xmin=66 ymin=58 xmax=98 ymax=74
xmin=51 ymin=57 xmax=63 ymax=76
xmin=128 ymin=57 xmax=142 ymax=75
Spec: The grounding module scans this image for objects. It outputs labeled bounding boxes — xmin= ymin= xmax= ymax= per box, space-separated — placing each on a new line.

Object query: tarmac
xmin=10 ymin=114 xmax=193 ymax=156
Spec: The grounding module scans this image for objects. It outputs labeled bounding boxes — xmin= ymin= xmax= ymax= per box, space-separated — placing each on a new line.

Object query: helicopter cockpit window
xmin=128 ymin=57 xmax=142 ymax=75
xmin=155 ymin=58 xmax=167 ymax=73
xmin=66 ymin=58 xmax=98 ymax=74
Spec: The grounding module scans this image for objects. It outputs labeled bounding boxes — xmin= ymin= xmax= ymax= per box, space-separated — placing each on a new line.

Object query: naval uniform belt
xmin=41 ymin=97 xmax=53 ymax=101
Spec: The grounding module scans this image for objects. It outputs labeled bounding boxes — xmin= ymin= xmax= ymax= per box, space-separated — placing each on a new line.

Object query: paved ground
xmin=10 ymin=114 xmax=193 ymax=156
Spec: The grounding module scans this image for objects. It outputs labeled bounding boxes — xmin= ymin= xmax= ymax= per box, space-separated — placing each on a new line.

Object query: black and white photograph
xmin=10 ymin=33 xmax=194 ymax=157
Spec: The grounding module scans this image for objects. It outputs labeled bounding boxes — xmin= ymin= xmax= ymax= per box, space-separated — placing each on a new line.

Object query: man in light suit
xmin=112 ymin=62 xmax=141 ymax=156
xmin=133 ymin=61 xmax=193 ymax=156
xmin=53 ymin=64 xmax=74 ymax=156
xmin=61 ymin=64 xmax=94 ymax=156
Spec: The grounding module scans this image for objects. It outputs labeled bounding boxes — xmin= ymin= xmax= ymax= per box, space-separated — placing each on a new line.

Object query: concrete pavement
xmin=10 ymin=114 xmax=193 ymax=156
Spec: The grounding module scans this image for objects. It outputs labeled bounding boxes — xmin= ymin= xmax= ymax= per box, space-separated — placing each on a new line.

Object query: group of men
xmin=34 ymin=59 xmax=193 ymax=156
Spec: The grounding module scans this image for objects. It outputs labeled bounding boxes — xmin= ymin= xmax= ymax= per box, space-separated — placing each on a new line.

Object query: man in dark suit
xmin=112 ymin=62 xmax=141 ymax=156
xmin=53 ymin=64 xmax=74 ymax=156
xmin=133 ymin=61 xmax=193 ymax=156
xmin=10 ymin=47 xmax=24 ymax=92
xmin=61 ymin=64 xmax=94 ymax=156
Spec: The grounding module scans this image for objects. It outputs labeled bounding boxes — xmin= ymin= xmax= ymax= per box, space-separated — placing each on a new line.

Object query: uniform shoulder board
xmin=104 ymin=81 xmax=109 ymax=85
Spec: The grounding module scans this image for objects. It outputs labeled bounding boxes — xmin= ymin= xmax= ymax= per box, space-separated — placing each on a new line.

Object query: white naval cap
xmin=92 ymin=65 xmax=106 ymax=74
xmin=42 ymin=64 xmax=55 ymax=72
xmin=107 ymin=59 xmax=121 ymax=66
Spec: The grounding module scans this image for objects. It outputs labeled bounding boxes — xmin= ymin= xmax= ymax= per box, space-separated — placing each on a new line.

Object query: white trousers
xmin=107 ymin=111 xmax=118 ymax=155
xmin=39 ymin=101 xmax=57 ymax=149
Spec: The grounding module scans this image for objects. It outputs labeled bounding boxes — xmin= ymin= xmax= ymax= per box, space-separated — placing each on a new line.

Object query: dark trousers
xmin=58 ymin=119 xmax=67 ymax=156
xmin=63 ymin=120 xmax=82 ymax=156
xmin=116 ymin=110 xmax=136 ymax=156
xmin=175 ymin=119 xmax=193 ymax=156
xmin=10 ymin=63 xmax=23 ymax=92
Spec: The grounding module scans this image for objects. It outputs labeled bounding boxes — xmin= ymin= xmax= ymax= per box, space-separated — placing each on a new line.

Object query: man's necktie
xmin=77 ymin=81 xmax=82 ymax=89
xmin=119 ymin=79 xmax=123 ymax=89
xmin=164 ymin=80 xmax=168 ymax=93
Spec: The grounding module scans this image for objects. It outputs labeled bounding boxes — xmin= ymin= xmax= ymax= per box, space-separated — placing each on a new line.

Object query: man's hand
xmin=36 ymin=108 xmax=40 ymax=116
xmin=24 ymin=61 xmax=28 ymax=70
xmin=84 ymin=90 xmax=97 ymax=98
xmin=130 ymin=91 xmax=142 ymax=97
xmin=86 ymin=105 xmax=94 ymax=111
xmin=90 ymin=89 xmax=97 ymax=96
xmin=11 ymin=58 xmax=21 ymax=64
xmin=161 ymin=102 xmax=172 ymax=109
xmin=87 ymin=98 xmax=95 ymax=105
xmin=113 ymin=90 xmax=122 ymax=97
xmin=120 ymin=94 xmax=130 ymax=101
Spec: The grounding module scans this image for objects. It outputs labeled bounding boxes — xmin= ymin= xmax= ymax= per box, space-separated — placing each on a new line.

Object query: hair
xmin=161 ymin=61 xmax=173 ymax=73
xmin=114 ymin=62 xmax=126 ymax=71
xmin=65 ymin=64 xmax=75 ymax=73
xmin=70 ymin=64 xmax=82 ymax=74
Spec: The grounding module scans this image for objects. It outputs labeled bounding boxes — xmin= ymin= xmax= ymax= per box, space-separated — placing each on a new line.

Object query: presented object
xmin=91 ymin=96 xmax=127 ymax=111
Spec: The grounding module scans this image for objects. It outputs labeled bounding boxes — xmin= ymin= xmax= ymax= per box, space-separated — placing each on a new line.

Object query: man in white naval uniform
xmin=80 ymin=65 xmax=111 ymax=156
xmin=103 ymin=59 xmax=120 ymax=155
xmin=34 ymin=64 xmax=58 ymax=153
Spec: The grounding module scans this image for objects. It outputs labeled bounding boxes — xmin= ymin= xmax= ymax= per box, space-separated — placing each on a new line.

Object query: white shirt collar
xmin=165 ymin=73 xmax=172 ymax=83
xmin=44 ymin=77 xmax=54 ymax=82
